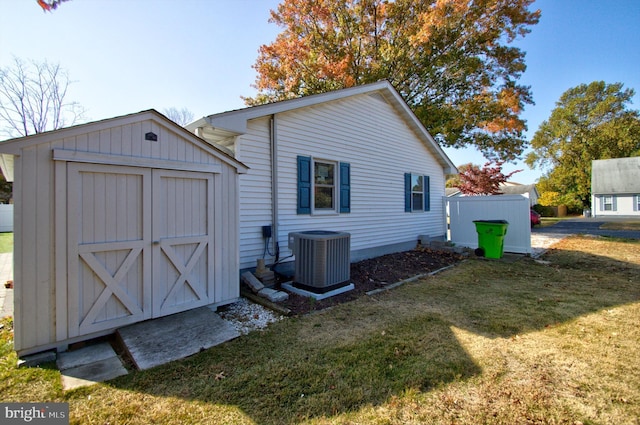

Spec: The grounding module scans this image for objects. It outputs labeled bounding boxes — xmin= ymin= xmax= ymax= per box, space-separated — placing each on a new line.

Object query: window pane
xmin=315 ymin=187 xmax=334 ymax=209
xmin=411 ymin=175 xmax=423 ymax=192
xmin=604 ymin=195 xmax=613 ymax=211
xmin=315 ymin=162 xmax=334 ymax=185
xmin=412 ymin=193 xmax=423 ymax=211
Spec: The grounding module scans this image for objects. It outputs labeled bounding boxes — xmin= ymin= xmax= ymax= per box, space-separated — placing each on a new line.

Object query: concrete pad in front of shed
xmin=57 ymin=342 xmax=128 ymax=391
xmin=117 ymin=307 xmax=240 ymax=370
xmin=61 ymin=356 xmax=128 ymax=391
xmin=57 ymin=342 xmax=117 ymax=370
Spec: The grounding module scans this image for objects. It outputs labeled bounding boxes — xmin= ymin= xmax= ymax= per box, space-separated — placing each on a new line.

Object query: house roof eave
xmin=200 ymin=81 xmax=458 ymax=175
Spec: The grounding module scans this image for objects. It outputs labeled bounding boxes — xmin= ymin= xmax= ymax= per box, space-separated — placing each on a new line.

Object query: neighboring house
xmin=444 ymin=183 xmax=538 ymax=206
xmin=0 ymin=110 xmax=248 ymax=356
xmin=498 ymin=182 xmax=539 ymax=206
xmin=591 ymin=157 xmax=640 ymax=217
xmin=188 ymin=81 xmax=457 ymax=270
xmin=445 ymin=187 xmax=462 ymax=197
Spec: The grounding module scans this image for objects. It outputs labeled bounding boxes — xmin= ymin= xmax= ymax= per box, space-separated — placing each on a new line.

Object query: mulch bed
xmin=273 ymin=247 xmax=464 ymax=316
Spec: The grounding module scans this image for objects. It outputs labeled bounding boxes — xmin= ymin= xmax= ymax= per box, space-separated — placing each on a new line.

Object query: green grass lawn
xmin=599 ymin=220 xmax=640 ymax=231
xmin=539 ymin=217 xmax=562 ymax=227
xmin=1 ymin=236 xmax=639 ymax=424
xmin=0 ymin=233 xmax=12 ymax=254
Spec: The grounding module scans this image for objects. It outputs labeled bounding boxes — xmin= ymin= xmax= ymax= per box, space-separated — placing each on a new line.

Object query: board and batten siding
xmin=235 ymin=93 xmax=446 ymax=269
xmin=7 ymin=113 xmax=243 ymax=355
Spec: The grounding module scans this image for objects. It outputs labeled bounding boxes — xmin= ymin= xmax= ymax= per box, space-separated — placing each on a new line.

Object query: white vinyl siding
xmin=235 ymin=117 xmax=274 ymax=270
xmin=594 ymin=193 xmax=640 ymax=216
xmin=235 ymin=93 xmax=445 ymax=268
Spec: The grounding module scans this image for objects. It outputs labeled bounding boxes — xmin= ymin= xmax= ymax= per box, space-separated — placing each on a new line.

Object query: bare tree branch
xmin=162 ymin=107 xmax=195 ymax=127
xmin=0 ymin=57 xmax=86 ymax=139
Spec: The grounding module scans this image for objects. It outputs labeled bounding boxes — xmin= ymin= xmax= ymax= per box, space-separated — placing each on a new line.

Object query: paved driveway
xmin=532 ymin=217 xmax=640 ymax=239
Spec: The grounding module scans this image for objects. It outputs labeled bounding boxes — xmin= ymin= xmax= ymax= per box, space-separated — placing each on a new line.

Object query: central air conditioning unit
xmin=288 ymin=230 xmax=351 ymax=293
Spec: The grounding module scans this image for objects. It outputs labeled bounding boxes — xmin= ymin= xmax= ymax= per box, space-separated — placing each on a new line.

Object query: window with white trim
xmin=314 ymin=160 xmax=335 ymax=210
xmin=603 ymin=195 xmax=614 ymax=211
xmin=404 ymin=173 xmax=430 ymax=212
xmin=411 ymin=175 xmax=424 ymax=212
xmin=297 ymin=156 xmax=350 ymax=214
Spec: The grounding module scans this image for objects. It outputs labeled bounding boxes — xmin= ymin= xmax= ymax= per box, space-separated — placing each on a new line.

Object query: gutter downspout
xmin=270 ymin=115 xmax=279 ymax=261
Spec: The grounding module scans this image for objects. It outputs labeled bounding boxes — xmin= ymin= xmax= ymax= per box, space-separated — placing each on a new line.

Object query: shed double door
xmin=67 ymin=163 xmax=214 ymax=337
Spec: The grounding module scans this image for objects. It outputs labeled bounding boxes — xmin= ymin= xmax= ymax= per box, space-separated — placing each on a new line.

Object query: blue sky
xmin=1 ymin=0 xmax=639 ymax=184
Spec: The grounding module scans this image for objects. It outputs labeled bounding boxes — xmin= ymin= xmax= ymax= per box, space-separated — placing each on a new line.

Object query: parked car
xmin=530 ymin=209 xmax=541 ymax=227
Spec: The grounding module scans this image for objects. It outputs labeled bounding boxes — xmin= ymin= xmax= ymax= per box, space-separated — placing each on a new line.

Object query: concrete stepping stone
xmin=57 ymin=342 xmax=128 ymax=390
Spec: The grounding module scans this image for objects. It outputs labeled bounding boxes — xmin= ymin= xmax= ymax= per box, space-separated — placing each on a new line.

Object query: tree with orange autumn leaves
xmin=36 ymin=0 xmax=71 ymax=12
xmin=247 ymin=0 xmax=540 ymax=160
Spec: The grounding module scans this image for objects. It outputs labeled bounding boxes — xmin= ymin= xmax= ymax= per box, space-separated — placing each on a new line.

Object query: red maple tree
xmin=455 ymin=161 xmax=522 ymax=195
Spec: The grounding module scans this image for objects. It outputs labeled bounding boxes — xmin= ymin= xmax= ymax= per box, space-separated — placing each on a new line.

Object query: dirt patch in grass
xmin=276 ymin=247 xmax=464 ymax=315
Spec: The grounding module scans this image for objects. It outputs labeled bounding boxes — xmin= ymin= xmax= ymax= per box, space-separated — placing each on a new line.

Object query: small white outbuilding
xmin=0 ymin=110 xmax=248 ymax=356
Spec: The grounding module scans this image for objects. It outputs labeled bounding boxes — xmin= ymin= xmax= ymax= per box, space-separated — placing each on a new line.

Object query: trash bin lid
xmin=473 ymin=220 xmax=509 ymax=224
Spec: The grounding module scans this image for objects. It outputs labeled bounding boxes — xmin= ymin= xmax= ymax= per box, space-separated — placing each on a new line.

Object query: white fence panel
xmin=447 ymin=195 xmax=531 ymax=254
xmin=0 ymin=204 xmax=12 ymax=233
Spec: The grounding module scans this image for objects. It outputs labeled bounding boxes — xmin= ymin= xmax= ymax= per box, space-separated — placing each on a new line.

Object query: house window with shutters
xmin=404 ymin=173 xmax=430 ymax=212
xmin=635 ymin=194 xmax=640 ymax=212
xmin=297 ymin=156 xmax=350 ymax=214
xmin=603 ymin=195 xmax=614 ymax=211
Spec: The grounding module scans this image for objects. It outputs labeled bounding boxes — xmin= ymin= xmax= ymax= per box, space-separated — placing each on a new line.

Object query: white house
xmin=498 ymin=182 xmax=539 ymax=206
xmin=445 ymin=182 xmax=539 ymax=207
xmin=188 ymin=81 xmax=457 ymax=271
xmin=591 ymin=157 xmax=640 ymax=216
xmin=0 ymin=110 xmax=248 ymax=356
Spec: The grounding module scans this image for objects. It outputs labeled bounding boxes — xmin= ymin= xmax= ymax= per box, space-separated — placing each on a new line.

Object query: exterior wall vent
xmin=288 ymin=230 xmax=350 ymax=293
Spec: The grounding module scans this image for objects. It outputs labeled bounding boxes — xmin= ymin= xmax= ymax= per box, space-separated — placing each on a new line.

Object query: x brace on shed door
xmin=65 ymin=162 xmax=215 ymax=338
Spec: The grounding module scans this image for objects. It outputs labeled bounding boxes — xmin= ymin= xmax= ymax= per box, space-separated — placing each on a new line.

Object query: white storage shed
xmin=0 ymin=110 xmax=248 ymax=356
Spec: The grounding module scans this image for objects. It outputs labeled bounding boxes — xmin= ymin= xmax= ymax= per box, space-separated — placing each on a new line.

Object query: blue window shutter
xmin=635 ymin=195 xmax=639 ymax=212
xmin=404 ymin=173 xmax=411 ymax=212
xmin=613 ymin=195 xmax=617 ymax=212
xmin=339 ymin=162 xmax=351 ymax=213
xmin=424 ymin=175 xmax=430 ymax=211
xmin=297 ymin=156 xmax=311 ymax=214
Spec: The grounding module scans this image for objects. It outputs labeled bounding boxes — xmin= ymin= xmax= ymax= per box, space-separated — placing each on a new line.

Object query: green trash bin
xmin=473 ymin=220 xmax=509 ymax=259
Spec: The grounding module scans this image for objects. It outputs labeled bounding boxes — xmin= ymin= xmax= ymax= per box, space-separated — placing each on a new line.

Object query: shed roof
xmin=591 ymin=157 xmax=640 ymax=194
xmin=187 ymin=81 xmax=457 ymax=175
xmin=0 ymin=110 xmax=249 ymax=181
